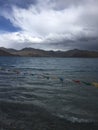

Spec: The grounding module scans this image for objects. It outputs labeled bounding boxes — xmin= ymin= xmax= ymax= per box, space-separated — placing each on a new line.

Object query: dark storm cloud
xmin=51 ymin=0 xmax=86 ymax=10
xmin=0 ymin=0 xmax=87 ymax=11
xmin=46 ymin=35 xmax=98 ymax=51
xmin=76 ymin=37 xmax=98 ymax=50
xmin=0 ymin=0 xmax=37 ymax=9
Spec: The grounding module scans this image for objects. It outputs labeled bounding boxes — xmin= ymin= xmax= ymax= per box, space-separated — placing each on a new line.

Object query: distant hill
xmin=0 ymin=49 xmax=14 ymax=56
xmin=63 ymin=49 xmax=98 ymax=58
xmin=0 ymin=47 xmax=98 ymax=57
xmin=0 ymin=47 xmax=18 ymax=53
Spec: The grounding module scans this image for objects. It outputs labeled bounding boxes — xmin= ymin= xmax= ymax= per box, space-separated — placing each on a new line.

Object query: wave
xmin=56 ymin=114 xmax=97 ymax=123
xmin=0 ymin=100 xmax=98 ymax=130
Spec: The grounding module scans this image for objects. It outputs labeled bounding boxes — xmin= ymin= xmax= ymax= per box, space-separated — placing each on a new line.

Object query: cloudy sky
xmin=0 ymin=0 xmax=98 ymax=50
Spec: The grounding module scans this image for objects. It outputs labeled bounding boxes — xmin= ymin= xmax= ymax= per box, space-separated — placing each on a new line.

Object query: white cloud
xmin=3 ymin=4 xmax=83 ymax=35
xmin=0 ymin=0 xmax=98 ymax=50
xmin=0 ymin=32 xmax=43 ymax=49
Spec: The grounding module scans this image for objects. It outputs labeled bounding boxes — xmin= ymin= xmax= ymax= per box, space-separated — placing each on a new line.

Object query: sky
xmin=0 ymin=0 xmax=98 ymax=51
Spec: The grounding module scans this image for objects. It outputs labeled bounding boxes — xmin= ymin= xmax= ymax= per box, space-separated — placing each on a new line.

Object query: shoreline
xmin=0 ymin=101 xmax=98 ymax=130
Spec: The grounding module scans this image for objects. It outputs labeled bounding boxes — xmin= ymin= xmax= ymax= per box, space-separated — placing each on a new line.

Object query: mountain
xmin=63 ymin=49 xmax=98 ymax=57
xmin=0 ymin=49 xmax=14 ymax=56
xmin=0 ymin=47 xmax=18 ymax=53
xmin=0 ymin=47 xmax=98 ymax=57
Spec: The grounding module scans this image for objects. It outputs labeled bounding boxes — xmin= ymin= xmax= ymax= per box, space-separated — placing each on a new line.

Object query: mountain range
xmin=0 ymin=47 xmax=98 ymax=58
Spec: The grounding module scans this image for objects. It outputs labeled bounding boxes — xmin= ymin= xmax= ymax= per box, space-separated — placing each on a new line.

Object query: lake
xmin=0 ymin=57 xmax=98 ymax=130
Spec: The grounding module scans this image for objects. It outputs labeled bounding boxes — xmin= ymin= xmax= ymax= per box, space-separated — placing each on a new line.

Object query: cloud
xmin=0 ymin=32 xmax=43 ymax=49
xmin=0 ymin=0 xmax=37 ymax=9
xmin=0 ymin=0 xmax=98 ymax=50
xmin=3 ymin=4 xmax=82 ymax=35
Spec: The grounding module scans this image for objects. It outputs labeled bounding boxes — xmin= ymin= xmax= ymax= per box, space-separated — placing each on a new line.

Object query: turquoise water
xmin=0 ymin=57 xmax=98 ymax=129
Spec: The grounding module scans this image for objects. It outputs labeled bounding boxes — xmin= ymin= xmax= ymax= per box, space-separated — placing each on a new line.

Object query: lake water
xmin=0 ymin=57 xmax=98 ymax=130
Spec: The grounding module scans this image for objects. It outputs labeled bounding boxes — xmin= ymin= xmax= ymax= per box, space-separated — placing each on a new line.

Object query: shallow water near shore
xmin=0 ymin=57 xmax=98 ymax=130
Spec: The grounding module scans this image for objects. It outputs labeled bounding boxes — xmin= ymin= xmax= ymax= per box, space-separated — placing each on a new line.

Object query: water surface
xmin=0 ymin=57 xmax=98 ymax=130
